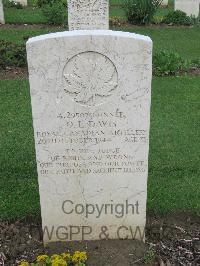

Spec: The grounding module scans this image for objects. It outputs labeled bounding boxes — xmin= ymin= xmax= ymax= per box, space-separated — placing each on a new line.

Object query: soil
xmin=0 ymin=23 xmax=196 ymax=30
xmin=0 ymin=67 xmax=28 ymax=80
xmin=0 ymin=67 xmax=199 ymax=81
xmin=0 ymin=211 xmax=199 ymax=266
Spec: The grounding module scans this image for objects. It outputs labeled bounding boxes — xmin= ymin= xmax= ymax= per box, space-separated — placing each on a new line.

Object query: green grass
xmin=0 ymin=76 xmax=199 ymax=220
xmin=0 ymin=27 xmax=199 ymax=60
xmin=4 ymin=7 xmax=47 ymax=24
xmin=0 ymin=80 xmax=39 ymax=219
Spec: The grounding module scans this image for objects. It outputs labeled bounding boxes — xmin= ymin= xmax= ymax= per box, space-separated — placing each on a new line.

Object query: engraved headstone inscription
xmin=68 ymin=0 xmax=109 ymax=30
xmin=175 ymin=0 xmax=200 ymax=17
xmin=26 ymin=1 xmax=152 ymax=243
xmin=0 ymin=0 xmax=5 ymax=24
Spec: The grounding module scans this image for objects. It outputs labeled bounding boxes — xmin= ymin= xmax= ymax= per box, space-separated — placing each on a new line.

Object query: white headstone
xmin=175 ymin=0 xmax=200 ymax=17
xmin=0 ymin=0 xmax=5 ymax=24
xmin=26 ymin=30 xmax=152 ymax=243
xmin=161 ymin=0 xmax=168 ymax=5
xmin=68 ymin=0 xmax=109 ymax=30
xmin=12 ymin=0 xmax=27 ymax=6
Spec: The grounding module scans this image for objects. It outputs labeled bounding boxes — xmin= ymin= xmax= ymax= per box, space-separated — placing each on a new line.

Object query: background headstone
xmin=175 ymin=0 xmax=200 ymax=17
xmin=161 ymin=0 xmax=168 ymax=5
xmin=13 ymin=0 xmax=27 ymax=6
xmin=27 ymin=30 xmax=152 ymax=243
xmin=68 ymin=0 xmax=109 ymax=30
xmin=0 ymin=0 xmax=5 ymax=24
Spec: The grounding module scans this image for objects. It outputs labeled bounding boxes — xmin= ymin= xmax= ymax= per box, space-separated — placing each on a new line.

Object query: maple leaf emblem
xmin=63 ymin=52 xmax=118 ymax=106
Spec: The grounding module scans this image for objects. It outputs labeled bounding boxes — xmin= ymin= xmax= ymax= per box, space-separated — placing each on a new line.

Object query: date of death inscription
xmin=36 ymin=111 xmax=148 ymax=176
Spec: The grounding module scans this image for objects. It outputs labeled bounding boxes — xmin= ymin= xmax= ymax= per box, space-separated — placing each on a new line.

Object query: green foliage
xmin=143 ymin=249 xmax=156 ymax=264
xmin=34 ymin=0 xmax=66 ymax=8
xmin=123 ymin=0 xmax=162 ymax=25
xmin=42 ymin=1 xmax=67 ymax=25
xmin=153 ymin=50 xmax=190 ymax=76
xmin=109 ymin=16 xmax=125 ymax=27
xmin=0 ymin=40 xmax=26 ymax=69
xmin=163 ymin=10 xmax=194 ymax=25
xmin=191 ymin=58 xmax=200 ymax=68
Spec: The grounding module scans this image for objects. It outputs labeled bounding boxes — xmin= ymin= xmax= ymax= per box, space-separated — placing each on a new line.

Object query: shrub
xmin=34 ymin=0 xmax=66 ymax=8
xmin=162 ymin=10 xmax=193 ymax=25
xmin=109 ymin=16 xmax=125 ymax=27
xmin=153 ymin=50 xmax=190 ymax=76
xmin=123 ymin=0 xmax=162 ymax=25
xmin=42 ymin=1 xmax=67 ymax=25
xmin=0 ymin=40 xmax=26 ymax=70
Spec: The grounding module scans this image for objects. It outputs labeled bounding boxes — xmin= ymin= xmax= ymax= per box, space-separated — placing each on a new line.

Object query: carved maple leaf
xmin=64 ymin=52 xmax=118 ymax=105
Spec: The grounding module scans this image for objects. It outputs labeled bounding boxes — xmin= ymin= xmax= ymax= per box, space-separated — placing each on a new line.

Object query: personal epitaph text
xmin=68 ymin=0 xmax=109 ymax=30
xmin=27 ymin=30 xmax=152 ymax=243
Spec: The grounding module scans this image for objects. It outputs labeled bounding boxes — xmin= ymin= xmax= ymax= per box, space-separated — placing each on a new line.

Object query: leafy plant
xmin=42 ymin=1 xmax=67 ymax=25
xmin=34 ymin=0 xmax=66 ymax=8
xmin=143 ymin=249 xmax=156 ymax=264
xmin=109 ymin=16 xmax=125 ymax=27
xmin=0 ymin=40 xmax=26 ymax=70
xmin=153 ymin=50 xmax=190 ymax=76
xmin=162 ymin=10 xmax=193 ymax=25
xmin=191 ymin=58 xmax=200 ymax=68
xmin=123 ymin=0 xmax=162 ymax=25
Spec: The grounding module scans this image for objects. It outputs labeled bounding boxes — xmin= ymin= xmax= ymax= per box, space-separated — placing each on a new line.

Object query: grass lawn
xmin=0 ymin=26 xmax=199 ymax=61
xmin=0 ymin=76 xmax=199 ymax=220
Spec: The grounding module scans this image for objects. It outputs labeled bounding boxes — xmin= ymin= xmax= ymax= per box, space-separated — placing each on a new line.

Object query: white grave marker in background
xmin=13 ymin=0 xmax=27 ymax=6
xmin=27 ymin=0 xmax=152 ymax=243
xmin=175 ymin=0 xmax=200 ymax=17
xmin=161 ymin=0 xmax=168 ymax=5
xmin=0 ymin=0 xmax=5 ymax=24
xmin=68 ymin=0 xmax=109 ymax=30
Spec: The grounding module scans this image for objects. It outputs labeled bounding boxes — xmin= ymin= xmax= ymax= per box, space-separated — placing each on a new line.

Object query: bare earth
xmin=0 ymin=211 xmax=199 ymax=265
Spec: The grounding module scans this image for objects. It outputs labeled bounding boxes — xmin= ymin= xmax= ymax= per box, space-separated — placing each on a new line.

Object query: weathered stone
xmin=175 ymin=0 xmax=200 ymax=17
xmin=68 ymin=0 xmax=109 ymax=30
xmin=0 ymin=0 xmax=5 ymax=24
xmin=27 ymin=30 xmax=152 ymax=243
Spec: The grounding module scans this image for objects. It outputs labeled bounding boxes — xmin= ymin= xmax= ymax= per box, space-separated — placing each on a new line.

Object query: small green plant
xmin=153 ymin=50 xmax=190 ymax=76
xmin=0 ymin=40 xmax=26 ymax=70
xmin=163 ymin=10 xmax=194 ymax=25
xmin=42 ymin=1 xmax=67 ymax=25
xmin=143 ymin=249 xmax=156 ymax=264
xmin=123 ymin=0 xmax=162 ymax=25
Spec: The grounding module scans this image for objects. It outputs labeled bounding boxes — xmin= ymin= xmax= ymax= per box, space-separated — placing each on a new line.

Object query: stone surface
xmin=161 ymin=0 xmax=168 ymax=5
xmin=68 ymin=0 xmax=109 ymax=30
xmin=0 ymin=0 xmax=5 ymax=24
xmin=12 ymin=0 xmax=27 ymax=6
xmin=175 ymin=0 xmax=200 ymax=17
xmin=26 ymin=30 xmax=152 ymax=243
